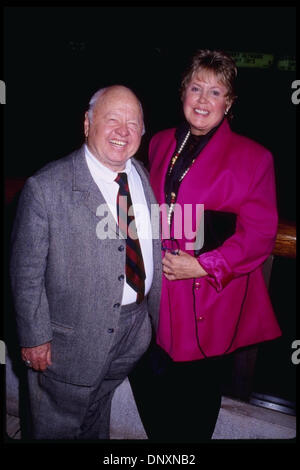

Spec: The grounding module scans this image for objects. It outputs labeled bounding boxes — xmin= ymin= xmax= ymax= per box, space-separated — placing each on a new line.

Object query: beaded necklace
xmin=166 ymin=130 xmax=197 ymax=226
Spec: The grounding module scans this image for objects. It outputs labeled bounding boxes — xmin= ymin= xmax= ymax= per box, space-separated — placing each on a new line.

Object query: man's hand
xmin=162 ymin=250 xmax=208 ymax=281
xmin=21 ymin=342 xmax=52 ymax=371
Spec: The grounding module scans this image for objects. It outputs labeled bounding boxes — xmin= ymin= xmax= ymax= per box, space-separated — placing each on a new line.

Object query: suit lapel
xmin=72 ymin=150 xmax=161 ymax=304
xmin=72 ymin=146 xmax=113 ymax=214
xmin=72 ymin=146 xmax=119 ymax=238
xmin=131 ymin=158 xmax=162 ymax=269
xmin=72 ymin=148 xmax=161 ymax=246
xmin=131 ymin=159 xmax=152 ymax=210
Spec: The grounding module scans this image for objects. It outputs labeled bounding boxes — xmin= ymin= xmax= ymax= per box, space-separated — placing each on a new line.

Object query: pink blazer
xmin=149 ymin=119 xmax=282 ymax=361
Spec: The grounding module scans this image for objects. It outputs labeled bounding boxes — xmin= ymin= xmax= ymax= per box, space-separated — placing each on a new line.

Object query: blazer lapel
xmin=176 ymin=119 xmax=233 ymax=204
xmin=150 ymin=132 xmax=177 ymax=205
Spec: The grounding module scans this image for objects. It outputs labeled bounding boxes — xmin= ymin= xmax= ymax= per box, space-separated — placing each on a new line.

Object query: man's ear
xmin=84 ymin=112 xmax=90 ymax=138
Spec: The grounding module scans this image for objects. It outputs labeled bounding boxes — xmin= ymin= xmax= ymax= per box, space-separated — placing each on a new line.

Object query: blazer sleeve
xmin=9 ymin=176 xmax=53 ymax=347
xmin=198 ymin=150 xmax=278 ymax=292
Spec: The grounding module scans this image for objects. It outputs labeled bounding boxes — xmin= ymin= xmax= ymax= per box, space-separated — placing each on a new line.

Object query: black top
xmin=164 ymin=119 xmax=222 ymax=206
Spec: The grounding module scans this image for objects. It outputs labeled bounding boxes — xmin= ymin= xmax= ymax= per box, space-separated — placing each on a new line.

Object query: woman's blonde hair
xmin=180 ymin=49 xmax=238 ymax=117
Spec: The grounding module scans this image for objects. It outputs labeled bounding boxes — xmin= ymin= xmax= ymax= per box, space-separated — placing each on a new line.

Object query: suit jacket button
xmin=118 ymin=245 xmax=125 ymax=251
xmin=113 ymin=303 xmax=120 ymax=308
xmin=118 ymin=274 xmax=124 ymax=281
xmin=107 ymin=328 xmax=114 ymax=333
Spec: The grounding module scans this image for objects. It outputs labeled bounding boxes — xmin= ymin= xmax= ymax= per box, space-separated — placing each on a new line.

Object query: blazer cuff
xmin=197 ymin=249 xmax=234 ymax=292
xmin=18 ymin=328 xmax=53 ymax=349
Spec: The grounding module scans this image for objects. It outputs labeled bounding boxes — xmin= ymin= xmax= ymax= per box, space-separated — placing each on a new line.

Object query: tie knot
xmin=115 ymin=172 xmax=128 ymax=186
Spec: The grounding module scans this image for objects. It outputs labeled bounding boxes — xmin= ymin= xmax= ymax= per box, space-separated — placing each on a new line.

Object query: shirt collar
xmin=84 ymin=144 xmax=132 ymax=183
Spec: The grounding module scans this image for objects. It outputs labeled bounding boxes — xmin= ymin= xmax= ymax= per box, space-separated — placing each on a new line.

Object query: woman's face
xmin=183 ymin=69 xmax=231 ymax=135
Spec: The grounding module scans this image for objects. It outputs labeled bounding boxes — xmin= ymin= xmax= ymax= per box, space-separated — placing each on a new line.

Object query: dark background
xmin=3 ymin=6 xmax=296 ymax=220
xmin=3 ymin=6 xmax=297 ymax=410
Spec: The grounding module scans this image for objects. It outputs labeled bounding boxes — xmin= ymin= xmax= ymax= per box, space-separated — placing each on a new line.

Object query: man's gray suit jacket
xmin=10 ymin=146 xmax=162 ymax=386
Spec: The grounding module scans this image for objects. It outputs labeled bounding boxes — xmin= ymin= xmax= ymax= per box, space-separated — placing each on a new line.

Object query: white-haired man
xmin=10 ymin=85 xmax=161 ymax=439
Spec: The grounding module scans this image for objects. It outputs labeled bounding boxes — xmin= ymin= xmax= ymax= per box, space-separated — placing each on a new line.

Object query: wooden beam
xmin=273 ymin=219 xmax=296 ymax=259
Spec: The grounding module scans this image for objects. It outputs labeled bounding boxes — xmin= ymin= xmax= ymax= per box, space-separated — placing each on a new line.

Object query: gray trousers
xmin=26 ymin=300 xmax=152 ymax=440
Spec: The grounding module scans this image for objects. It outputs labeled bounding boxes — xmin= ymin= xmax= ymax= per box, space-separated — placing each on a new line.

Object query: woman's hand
xmin=162 ymin=250 xmax=208 ymax=281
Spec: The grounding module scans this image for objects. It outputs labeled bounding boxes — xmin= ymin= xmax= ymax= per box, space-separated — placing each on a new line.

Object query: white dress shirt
xmin=85 ymin=144 xmax=154 ymax=305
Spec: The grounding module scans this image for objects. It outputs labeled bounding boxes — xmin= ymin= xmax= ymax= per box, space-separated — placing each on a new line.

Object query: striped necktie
xmin=115 ymin=172 xmax=145 ymax=304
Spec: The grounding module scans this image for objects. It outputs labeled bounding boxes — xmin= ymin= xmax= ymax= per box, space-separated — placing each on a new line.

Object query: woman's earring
xmin=225 ymin=108 xmax=229 ymax=115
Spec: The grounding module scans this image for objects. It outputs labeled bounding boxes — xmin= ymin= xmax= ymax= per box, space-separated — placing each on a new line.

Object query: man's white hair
xmin=87 ymin=86 xmax=145 ymax=135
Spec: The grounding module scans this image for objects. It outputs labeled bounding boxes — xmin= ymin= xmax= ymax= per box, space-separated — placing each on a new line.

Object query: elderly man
xmin=10 ymin=85 xmax=162 ymax=439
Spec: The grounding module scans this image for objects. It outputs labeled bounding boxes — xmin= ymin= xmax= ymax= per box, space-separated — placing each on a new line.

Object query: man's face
xmin=84 ymin=87 xmax=143 ymax=171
